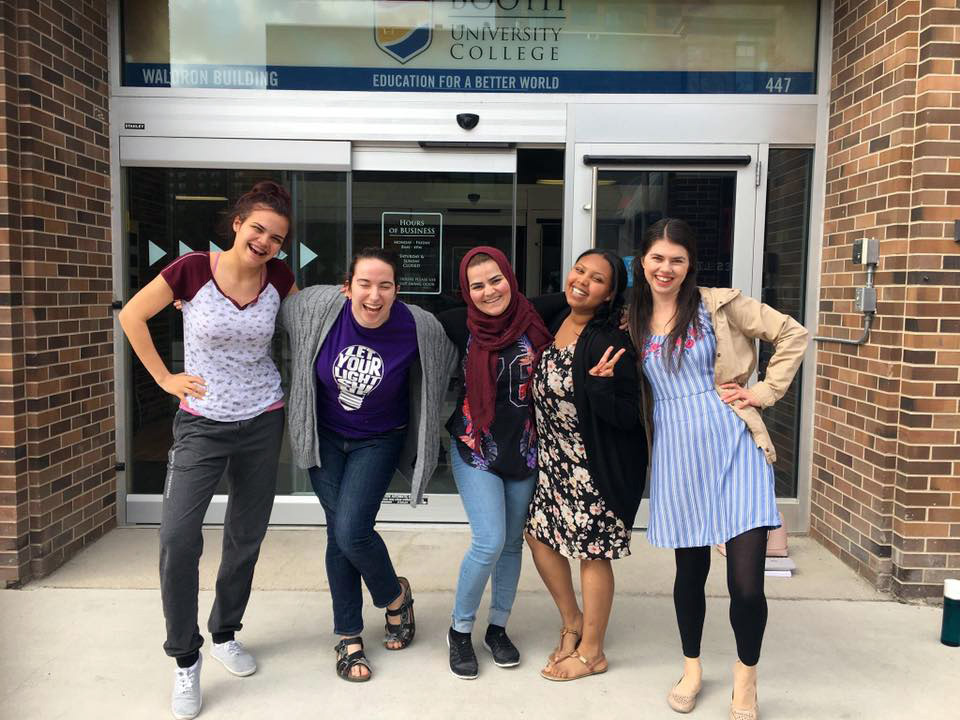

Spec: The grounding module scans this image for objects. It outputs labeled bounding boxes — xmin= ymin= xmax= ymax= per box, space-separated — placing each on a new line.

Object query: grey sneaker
xmin=210 ymin=639 xmax=257 ymax=677
xmin=171 ymin=655 xmax=202 ymax=720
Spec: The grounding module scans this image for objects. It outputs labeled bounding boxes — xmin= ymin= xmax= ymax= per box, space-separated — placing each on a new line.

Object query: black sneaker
xmin=447 ymin=627 xmax=478 ymax=680
xmin=483 ymin=624 xmax=520 ymax=668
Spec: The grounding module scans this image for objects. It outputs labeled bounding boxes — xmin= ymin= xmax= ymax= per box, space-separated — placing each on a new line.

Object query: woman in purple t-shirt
xmin=119 ymin=181 xmax=296 ymax=719
xmin=280 ymin=247 xmax=456 ymax=683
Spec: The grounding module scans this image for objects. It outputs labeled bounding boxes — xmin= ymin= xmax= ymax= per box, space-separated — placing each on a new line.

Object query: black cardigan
xmin=550 ymin=308 xmax=648 ymax=528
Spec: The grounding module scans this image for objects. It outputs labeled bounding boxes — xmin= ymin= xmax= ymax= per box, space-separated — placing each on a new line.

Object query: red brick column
xmin=0 ymin=1 xmax=32 ymax=585
xmin=815 ymin=0 xmax=960 ymax=600
xmin=0 ymin=0 xmax=113 ymax=586
xmin=895 ymin=2 xmax=960 ymax=599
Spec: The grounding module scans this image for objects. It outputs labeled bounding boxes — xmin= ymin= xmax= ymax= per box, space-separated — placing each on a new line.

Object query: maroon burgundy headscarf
xmin=459 ymin=246 xmax=553 ymax=444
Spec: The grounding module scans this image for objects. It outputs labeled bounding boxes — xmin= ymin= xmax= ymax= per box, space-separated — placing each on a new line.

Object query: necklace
xmin=564 ymin=317 xmax=587 ymax=337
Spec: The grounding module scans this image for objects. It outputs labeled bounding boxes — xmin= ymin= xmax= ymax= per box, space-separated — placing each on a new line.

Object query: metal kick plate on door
xmin=382 ymin=493 xmax=428 ymax=505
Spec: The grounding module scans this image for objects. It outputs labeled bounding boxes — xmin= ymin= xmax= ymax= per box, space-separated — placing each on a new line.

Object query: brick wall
xmin=0 ymin=0 xmax=113 ymax=587
xmin=814 ymin=0 xmax=960 ymax=600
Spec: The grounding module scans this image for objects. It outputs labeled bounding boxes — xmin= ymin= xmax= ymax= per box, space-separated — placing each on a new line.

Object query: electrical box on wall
xmin=852 ymin=237 xmax=878 ymax=265
xmin=855 ymin=287 xmax=877 ymax=313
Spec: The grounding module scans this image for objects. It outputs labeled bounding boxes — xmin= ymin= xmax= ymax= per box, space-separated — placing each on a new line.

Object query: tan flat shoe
xmin=667 ymin=676 xmax=702 ymax=713
xmin=729 ymin=694 xmax=759 ymax=720
xmin=730 ymin=659 xmax=759 ymax=720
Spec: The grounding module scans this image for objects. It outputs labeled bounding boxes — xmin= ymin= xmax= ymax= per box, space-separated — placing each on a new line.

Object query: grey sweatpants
xmin=159 ymin=408 xmax=284 ymax=658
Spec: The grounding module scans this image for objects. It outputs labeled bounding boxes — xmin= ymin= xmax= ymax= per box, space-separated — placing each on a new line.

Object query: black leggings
xmin=673 ymin=526 xmax=768 ymax=666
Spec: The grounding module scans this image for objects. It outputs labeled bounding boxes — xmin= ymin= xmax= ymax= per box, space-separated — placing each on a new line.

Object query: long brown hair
xmin=627 ymin=218 xmax=701 ymax=371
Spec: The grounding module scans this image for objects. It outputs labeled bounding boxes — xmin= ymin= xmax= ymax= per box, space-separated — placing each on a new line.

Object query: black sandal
xmin=383 ymin=576 xmax=415 ymax=650
xmin=335 ymin=636 xmax=371 ymax=682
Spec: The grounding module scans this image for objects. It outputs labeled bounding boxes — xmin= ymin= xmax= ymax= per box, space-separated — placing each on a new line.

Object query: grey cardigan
xmin=279 ymin=286 xmax=457 ymax=506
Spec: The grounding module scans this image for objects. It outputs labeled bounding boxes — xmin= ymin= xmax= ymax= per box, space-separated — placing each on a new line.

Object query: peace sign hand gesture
xmin=588 ymin=345 xmax=626 ymax=377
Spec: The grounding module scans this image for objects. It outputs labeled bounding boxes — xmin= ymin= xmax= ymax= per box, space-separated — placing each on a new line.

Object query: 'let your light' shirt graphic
xmin=332 ymin=344 xmax=384 ymax=410
xmin=314 ymin=299 xmax=417 ymax=438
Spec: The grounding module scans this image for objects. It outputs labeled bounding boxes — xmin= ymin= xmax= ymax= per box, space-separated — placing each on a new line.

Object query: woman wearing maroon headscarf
xmin=436 ymin=246 xmax=563 ymax=680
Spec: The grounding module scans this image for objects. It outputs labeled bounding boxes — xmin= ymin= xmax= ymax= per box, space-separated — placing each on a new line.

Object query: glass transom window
xmin=122 ymin=0 xmax=819 ymax=94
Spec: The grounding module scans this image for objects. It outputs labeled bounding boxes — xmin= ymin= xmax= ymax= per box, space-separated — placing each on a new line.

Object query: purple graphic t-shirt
xmin=315 ymin=299 xmax=418 ymax=439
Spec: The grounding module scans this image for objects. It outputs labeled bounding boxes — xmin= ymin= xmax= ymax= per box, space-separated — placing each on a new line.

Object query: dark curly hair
xmin=575 ymin=248 xmax=628 ymax=331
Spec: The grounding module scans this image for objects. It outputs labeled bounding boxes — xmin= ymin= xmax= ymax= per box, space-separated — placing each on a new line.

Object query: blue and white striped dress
xmin=642 ymin=303 xmax=779 ymax=549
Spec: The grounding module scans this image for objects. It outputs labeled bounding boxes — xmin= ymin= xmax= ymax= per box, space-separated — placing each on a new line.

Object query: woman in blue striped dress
xmin=628 ymin=219 xmax=808 ymax=720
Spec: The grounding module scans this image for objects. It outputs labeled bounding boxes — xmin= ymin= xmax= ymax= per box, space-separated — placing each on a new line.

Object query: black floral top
xmin=525 ymin=342 xmax=631 ymax=559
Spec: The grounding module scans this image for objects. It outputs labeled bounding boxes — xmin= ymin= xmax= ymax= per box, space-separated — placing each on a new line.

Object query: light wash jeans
xmin=450 ymin=440 xmax=536 ymax=634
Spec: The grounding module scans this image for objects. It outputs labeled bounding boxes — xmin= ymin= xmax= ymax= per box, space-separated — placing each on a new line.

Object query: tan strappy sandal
xmin=547 ymin=627 xmax=580 ymax=665
xmin=540 ymin=651 xmax=607 ymax=682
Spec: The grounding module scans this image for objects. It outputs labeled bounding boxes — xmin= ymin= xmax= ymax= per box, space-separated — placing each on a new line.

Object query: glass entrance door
xmin=121 ymin=165 xmax=349 ymax=523
xmin=349 ymin=148 xmax=516 ymax=521
xmin=119 ymin=141 xmax=572 ymax=525
xmin=574 ymin=144 xmax=763 ymax=527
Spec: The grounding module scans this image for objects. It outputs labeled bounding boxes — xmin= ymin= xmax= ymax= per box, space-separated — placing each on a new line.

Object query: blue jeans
xmin=309 ymin=427 xmax=406 ymax=636
xmin=450 ymin=442 xmax=536 ymax=634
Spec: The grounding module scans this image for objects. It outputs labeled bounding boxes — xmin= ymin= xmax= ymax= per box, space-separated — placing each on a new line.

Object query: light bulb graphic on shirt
xmin=333 ymin=345 xmax=384 ymax=410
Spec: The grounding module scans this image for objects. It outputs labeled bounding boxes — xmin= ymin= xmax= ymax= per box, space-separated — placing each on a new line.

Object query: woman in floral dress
xmin=525 ymin=248 xmax=648 ymax=681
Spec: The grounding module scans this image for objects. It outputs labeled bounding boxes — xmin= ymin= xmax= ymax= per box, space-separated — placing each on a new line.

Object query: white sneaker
xmin=210 ymin=639 xmax=257 ymax=677
xmin=171 ymin=654 xmax=202 ymax=720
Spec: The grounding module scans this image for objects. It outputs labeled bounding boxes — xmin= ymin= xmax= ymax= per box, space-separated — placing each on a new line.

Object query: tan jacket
xmin=641 ymin=287 xmax=810 ymax=465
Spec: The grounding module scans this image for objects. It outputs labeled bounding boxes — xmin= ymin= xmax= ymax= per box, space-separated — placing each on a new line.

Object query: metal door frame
xmin=572 ymin=142 xmax=805 ymax=529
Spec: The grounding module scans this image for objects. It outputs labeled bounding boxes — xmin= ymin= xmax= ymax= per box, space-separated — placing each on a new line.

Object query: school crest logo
xmin=374 ymin=1 xmax=433 ymax=64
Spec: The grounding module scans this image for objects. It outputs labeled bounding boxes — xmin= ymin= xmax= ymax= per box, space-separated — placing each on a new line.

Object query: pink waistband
xmin=178 ymin=398 xmax=285 ymax=418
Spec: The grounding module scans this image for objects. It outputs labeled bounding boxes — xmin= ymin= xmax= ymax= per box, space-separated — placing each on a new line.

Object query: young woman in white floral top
xmin=119 ymin=181 xmax=296 ymax=720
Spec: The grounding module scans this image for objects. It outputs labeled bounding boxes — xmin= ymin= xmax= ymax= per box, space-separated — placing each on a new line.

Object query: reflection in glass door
xmin=760 ymin=148 xmax=814 ymax=501
xmin=593 ymin=169 xmax=738 ymax=288
xmin=351 ymin=168 xmax=514 ymax=519
xmin=583 ymin=150 xmax=761 ymax=522
xmin=350 ymin=149 xmax=564 ymax=521
xmin=121 ymin=148 xmax=564 ymax=524
xmin=124 ymin=168 xmax=347 ymax=519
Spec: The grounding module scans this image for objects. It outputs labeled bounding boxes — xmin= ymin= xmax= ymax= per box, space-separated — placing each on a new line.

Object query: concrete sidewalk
xmin=1 ymin=527 xmax=956 ymax=719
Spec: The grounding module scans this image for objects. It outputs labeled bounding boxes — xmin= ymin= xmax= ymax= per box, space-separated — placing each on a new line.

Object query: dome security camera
xmin=456 ymin=113 xmax=479 ymax=130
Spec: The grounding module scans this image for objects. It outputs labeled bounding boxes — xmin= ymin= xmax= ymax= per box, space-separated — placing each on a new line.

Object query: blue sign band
xmin=124 ymin=63 xmax=815 ymax=94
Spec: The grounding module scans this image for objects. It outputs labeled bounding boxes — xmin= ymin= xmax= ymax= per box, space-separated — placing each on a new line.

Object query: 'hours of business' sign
xmin=381 ymin=212 xmax=443 ymax=295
